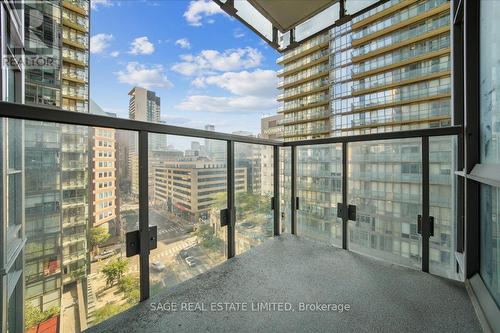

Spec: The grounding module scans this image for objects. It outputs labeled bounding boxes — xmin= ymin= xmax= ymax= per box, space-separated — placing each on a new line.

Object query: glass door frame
xmin=286 ymin=128 xmax=462 ymax=277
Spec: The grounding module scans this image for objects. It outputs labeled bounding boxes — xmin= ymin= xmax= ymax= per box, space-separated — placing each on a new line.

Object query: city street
xmin=148 ymin=237 xmax=225 ymax=294
xmin=149 ymin=208 xmax=193 ymax=242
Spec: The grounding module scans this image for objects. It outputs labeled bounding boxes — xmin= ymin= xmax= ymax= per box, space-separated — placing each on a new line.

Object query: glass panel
xmin=296 ymin=144 xmax=342 ymax=247
xmin=19 ymin=120 xmax=139 ymax=332
xmin=347 ymin=0 xmax=387 ymax=17
xmin=480 ymin=0 xmax=500 ymax=164
xmin=87 ymin=128 xmax=139 ymax=327
xmin=280 ymin=147 xmax=291 ymax=233
xmin=233 ymin=0 xmax=273 ymax=41
xmin=295 ymin=3 xmax=339 ymax=42
xmin=6 ymin=118 xmax=23 ymax=259
xmin=348 ymin=138 xmax=422 ymax=270
xmin=480 ymin=184 xmax=500 ymax=307
xmin=234 ymin=143 xmax=273 ymax=255
xmin=148 ymin=134 xmax=227 ymax=297
xmin=7 ymin=256 xmax=24 ymax=333
xmin=479 ymin=0 xmax=500 ymax=307
xmin=429 ymin=136 xmax=458 ymax=280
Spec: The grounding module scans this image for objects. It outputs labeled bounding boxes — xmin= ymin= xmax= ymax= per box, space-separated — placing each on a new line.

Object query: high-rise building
xmin=277 ymin=32 xmax=331 ymax=141
xmin=260 ymin=114 xmax=284 ymax=140
xmin=232 ymin=131 xmax=261 ymax=194
xmin=277 ymin=0 xmax=455 ymax=278
xmin=260 ymin=115 xmax=283 ymax=196
xmin=128 ymin=87 xmax=160 ymax=123
xmin=128 ymin=87 xmax=161 ymax=196
xmin=90 ymin=100 xmax=118 ymax=236
xmin=22 ymin=0 xmax=90 ymax=330
xmin=204 ymin=124 xmax=226 ymax=163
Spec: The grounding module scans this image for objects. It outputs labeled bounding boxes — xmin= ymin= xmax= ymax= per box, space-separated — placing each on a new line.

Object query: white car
xmin=185 ymin=256 xmax=197 ymax=267
xmin=94 ymin=250 xmax=114 ymax=261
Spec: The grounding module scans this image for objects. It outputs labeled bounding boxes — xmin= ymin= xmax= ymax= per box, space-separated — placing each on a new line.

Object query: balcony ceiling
xmin=247 ymin=0 xmax=338 ymax=32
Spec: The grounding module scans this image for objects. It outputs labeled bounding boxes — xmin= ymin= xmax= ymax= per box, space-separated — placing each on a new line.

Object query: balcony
xmin=0 ymin=88 xmax=497 ymax=332
xmin=1 ymin=1 xmax=499 ymax=332
xmin=86 ymin=235 xmax=480 ymax=333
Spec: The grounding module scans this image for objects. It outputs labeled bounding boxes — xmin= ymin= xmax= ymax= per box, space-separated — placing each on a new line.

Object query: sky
xmin=90 ymin=0 xmax=280 ymax=137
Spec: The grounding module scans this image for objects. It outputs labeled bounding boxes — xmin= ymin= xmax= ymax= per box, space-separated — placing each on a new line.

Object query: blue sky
xmin=90 ymin=0 xmax=280 ymax=136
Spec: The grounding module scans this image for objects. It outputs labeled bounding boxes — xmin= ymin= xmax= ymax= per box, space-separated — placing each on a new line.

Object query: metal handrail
xmin=0 ymin=102 xmax=281 ymax=147
xmin=283 ymin=126 xmax=462 ymax=146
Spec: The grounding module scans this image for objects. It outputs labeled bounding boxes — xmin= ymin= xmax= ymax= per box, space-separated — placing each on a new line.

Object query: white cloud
xmin=171 ymin=47 xmax=263 ymax=76
xmin=129 ymin=36 xmax=155 ymax=55
xmin=116 ymin=62 xmax=173 ymax=89
xmin=91 ymin=0 xmax=113 ymax=10
xmin=233 ymin=29 xmax=245 ymax=39
xmin=183 ymin=0 xmax=225 ymax=26
xmin=177 ymin=70 xmax=279 ymax=114
xmin=110 ymin=51 xmax=120 ymax=58
xmin=176 ymin=95 xmax=277 ymax=113
xmin=193 ymin=70 xmax=278 ymax=97
xmin=175 ymin=38 xmax=191 ymax=49
xmin=90 ymin=33 xmax=113 ymax=54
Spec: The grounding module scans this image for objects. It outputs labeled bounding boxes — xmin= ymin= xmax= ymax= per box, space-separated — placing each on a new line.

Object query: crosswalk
xmin=152 ymin=239 xmax=196 ymax=260
xmin=157 ymin=225 xmax=185 ymax=235
xmin=129 ymin=239 xmax=197 ymax=272
xmin=151 ymin=243 xmax=185 ymax=259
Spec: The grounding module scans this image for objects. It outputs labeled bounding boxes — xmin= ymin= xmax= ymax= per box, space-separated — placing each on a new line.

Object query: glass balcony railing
xmin=352 ymin=56 xmax=451 ymax=93
xmin=281 ymin=77 xmax=329 ymax=100
xmin=277 ymin=33 xmax=330 ymax=64
xmin=280 ymin=49 xmax=330 ymax=75
xmin=351 ymin=0 xmax=403 ymax=25
xmin=351 ymin=0 xmax=449 ymax=41
xmin=353 ymin=32 xmax=451 ymax=75
xmin=280 ymin=107 xmax=330 ymax=125
xmin=350 ymin=78 xmax=451 ymax=112
xmin=0 ymin=102 xmax=463 ymax=332
xmin=279 ymin=92 xmax=330 ymax=113
xmin=63 ymin=0 xmax=90 ymax=15
xmin=352 ymin=13 xmax=450 ymax=58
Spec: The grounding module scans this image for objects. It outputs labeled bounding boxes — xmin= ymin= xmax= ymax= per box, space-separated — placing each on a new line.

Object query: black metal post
xmin=138 ymin=131 xmax=150 ymax=301
xmin=291 ymin=145 xmax=297 ymax=235
xmin=227 ymin=141 xmax=236 ymax=258
xmin=273 ymin=146 xmax=281 ymax=236
xmin=452 ymin=0 xmax=466 ymax=255
xmin=422 ymin=136 xmax=430 ymax=273
xmin=463 ymin=0 xmax=480 ymax=278
xmin=342 ymin=142 xmax=348 ymax=250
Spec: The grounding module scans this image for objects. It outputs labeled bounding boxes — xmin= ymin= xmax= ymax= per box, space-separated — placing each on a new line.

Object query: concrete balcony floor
xmin=88 ymin=235 xmax=482 ymax=333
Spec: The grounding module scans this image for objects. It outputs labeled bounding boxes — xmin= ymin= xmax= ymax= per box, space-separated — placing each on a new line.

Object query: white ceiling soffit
xmin=247 ymin=0 xmax=338 ymax=32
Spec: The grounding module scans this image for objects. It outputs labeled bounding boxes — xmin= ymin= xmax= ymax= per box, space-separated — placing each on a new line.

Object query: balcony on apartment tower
xmin=0 ymin=1 xmax=499 ymax=333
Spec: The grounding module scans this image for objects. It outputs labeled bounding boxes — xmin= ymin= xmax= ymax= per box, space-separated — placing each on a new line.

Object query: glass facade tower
xmin=278 ymin=0 xmax=456 ymax=279
xmin=22 ymin=0 xmax=90 ymax=331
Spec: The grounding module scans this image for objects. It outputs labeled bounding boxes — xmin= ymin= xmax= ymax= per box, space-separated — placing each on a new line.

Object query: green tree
xmin=194 ymin=223 xmax=223 ymax=250
xmin=25 ymin=302 xmax=60 ymax=329
xmin=118 ymin=275 xmax=140 ymax=302
xmin=101 ymin=258 xmax=128 ymax=287
xmin=212 ymin=191 xmax=271 ymax=222
xmin=90 ymin=226 xmax=110 ymax=253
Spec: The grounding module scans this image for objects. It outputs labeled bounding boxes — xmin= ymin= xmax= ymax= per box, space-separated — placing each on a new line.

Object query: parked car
xmin=151 ymin=261 xmax=166 ymax=272
xmin=179 ymin=249 xmax=190 ymax=258
xmin=185 ymin=256 xmax=196 ymax=267
xmin=241 ymin=222 xmax=256 ymax=229
xmin=94 ymin=250 xmax=114 ymax=261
